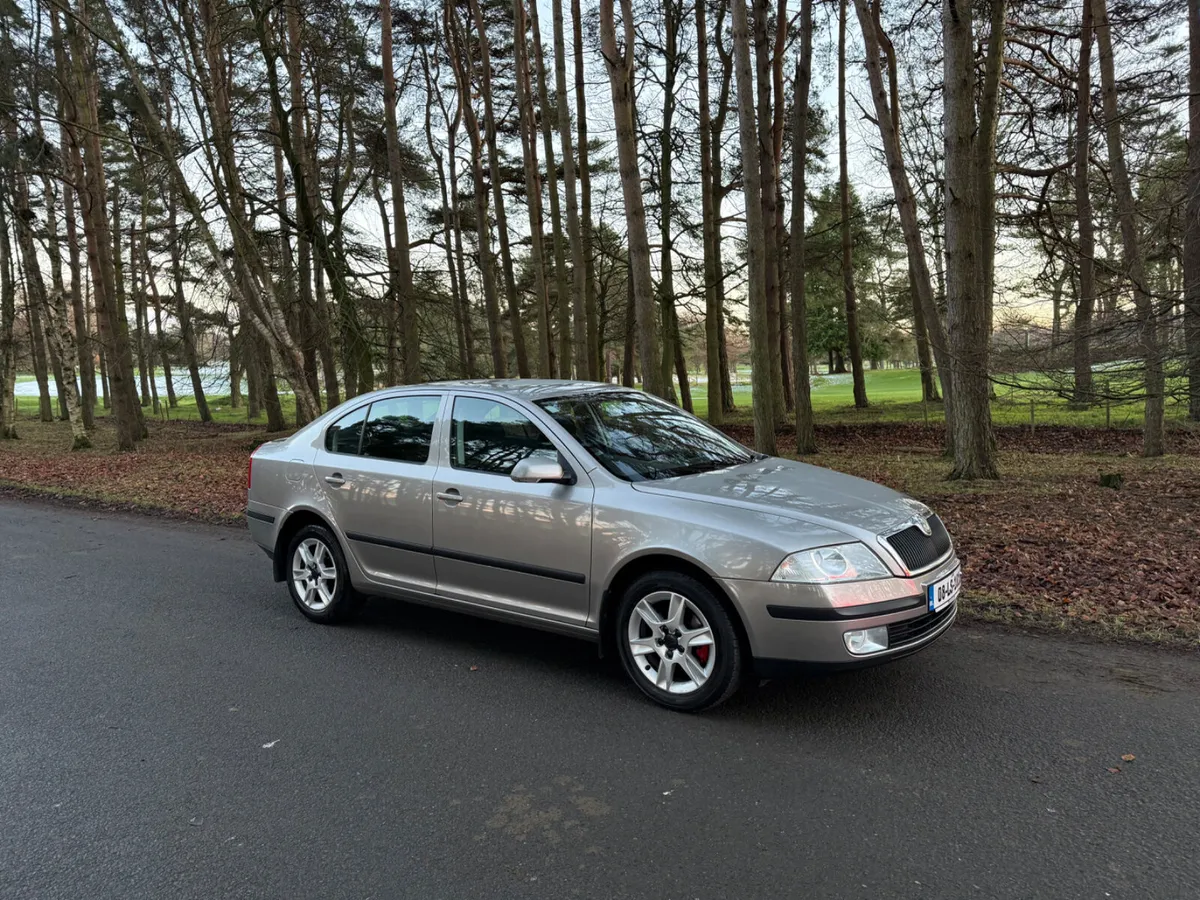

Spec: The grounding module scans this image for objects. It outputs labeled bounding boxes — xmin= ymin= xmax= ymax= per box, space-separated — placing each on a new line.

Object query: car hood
xmin=630 ymin=457 xmax=931 ymax=543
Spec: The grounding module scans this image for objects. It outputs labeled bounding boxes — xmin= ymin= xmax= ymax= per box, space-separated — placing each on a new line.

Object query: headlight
xmin=771 ymin=543 xmax=891 ymax=583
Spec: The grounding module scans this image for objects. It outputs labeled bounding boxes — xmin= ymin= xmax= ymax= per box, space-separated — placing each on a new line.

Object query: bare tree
xmin=0 ymin=172 xmax=18 ymax=440
xmin=943 ymin=0 xmax=999 ymax=478
xmin=696 ymin=0 xmax=722 ymax=424
xmin=573 ymin=0 xmax=601 ymax=376
xmin=381 ymin=0 xmax=421 ymax=383
xmin=469 ymin=0 xmax=531 ymax=377
xmin=853 ymin=0 xmax=954 ymax=421
xmin=1093 ymin=0 xmax=1165 ymax=456
xmin=790 ymin=0 xmax=816 ymax=453
xmin=599 ymin=0 xmax=665 ymax=397
xmin=839 ymin=0 xmax=867 ymax=408
xmin=732 ymin=0 xmax=776 ymax=453
xmin=512 ymin=0 xmax=553 ymax=376
xmin=1073 ymin=0 xmax=1097 ymax=406
xmin=1187 ymin=0 xmax=1200 ymax=420
xmin=549 ymin=0 xmax=586 ymax=378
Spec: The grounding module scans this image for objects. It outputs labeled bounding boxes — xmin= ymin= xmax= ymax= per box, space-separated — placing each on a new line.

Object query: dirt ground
xmin=3 ymin=416 xmax=1198 ymax=645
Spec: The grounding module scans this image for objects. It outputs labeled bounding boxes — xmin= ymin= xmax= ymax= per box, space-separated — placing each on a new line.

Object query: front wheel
xmin=615 ymin=571 xmax=744 ymax=712
xmin=286 ymin=524 xmax=363 ymax=624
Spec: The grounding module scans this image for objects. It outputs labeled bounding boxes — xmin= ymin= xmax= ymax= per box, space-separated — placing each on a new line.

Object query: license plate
xmin=927 ymin=566 xmax=962 ymax=613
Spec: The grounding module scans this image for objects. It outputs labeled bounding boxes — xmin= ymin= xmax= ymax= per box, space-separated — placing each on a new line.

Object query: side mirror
xmin=511 ymin=455 xmax=573 ymax=484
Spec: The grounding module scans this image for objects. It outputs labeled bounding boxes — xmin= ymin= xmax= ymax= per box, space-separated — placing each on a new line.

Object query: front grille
xmin=888 ymin=604 xmax=955 ymax=649
xmin=885 ymin=515 xmax=952 ymax=572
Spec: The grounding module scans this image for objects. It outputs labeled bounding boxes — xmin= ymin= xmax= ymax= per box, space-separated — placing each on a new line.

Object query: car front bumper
xmin=718 ymin=554 xmax=960 ymax=673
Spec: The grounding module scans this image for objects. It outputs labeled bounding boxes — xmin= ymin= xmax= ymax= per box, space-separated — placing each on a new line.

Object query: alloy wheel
xmin=291 ymin=538 xmax=338 ymax=612
xmin=626 ymin=590 xmax=716 ymax=695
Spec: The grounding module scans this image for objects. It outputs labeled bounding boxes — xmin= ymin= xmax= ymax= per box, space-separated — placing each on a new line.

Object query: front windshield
xmin=537 ymin=392 xmax=760 ymax=482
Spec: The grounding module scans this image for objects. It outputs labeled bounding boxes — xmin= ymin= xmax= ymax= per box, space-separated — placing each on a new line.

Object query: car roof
xmin=410 ymin=379 xmax=633 ymax=402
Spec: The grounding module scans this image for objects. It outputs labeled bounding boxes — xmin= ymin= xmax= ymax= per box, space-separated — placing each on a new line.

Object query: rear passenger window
xmin=450 ymin=397 xmax=557 ymax=476
xmin=324 ymin=405 xmax=367 ymax=454
xmin=361 ymin=395 xmax=440 ymax=464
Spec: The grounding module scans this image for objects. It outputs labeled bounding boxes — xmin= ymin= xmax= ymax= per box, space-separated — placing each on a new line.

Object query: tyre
xmin=615 ymin=571 xmax=744 ymax=712
xmin=286 ymin=524 xmax=363 ymax=624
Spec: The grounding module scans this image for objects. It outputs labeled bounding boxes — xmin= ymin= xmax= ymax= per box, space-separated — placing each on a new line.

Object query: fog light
xmin=844 ymin=626 xmax=889 ymax=656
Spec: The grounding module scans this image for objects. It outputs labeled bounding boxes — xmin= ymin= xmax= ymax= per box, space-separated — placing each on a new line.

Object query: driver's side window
xmin=450 ymin=397 xmax=556 ymax=476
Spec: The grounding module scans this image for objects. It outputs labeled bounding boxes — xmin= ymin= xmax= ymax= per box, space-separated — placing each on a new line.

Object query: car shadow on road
xmin=346 ymin=594 xmax=966 ymax=731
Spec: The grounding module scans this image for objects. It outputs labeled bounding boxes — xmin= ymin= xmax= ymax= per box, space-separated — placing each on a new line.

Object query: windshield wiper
xmin=655 ymin=457 xmax=749 ymax=479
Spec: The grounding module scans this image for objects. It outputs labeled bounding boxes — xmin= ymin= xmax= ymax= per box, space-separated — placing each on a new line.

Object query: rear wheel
xmin=615 ymin=571 xmax=743 ymax=712
xmin=286 ymin=524 xmax=363 ymax=624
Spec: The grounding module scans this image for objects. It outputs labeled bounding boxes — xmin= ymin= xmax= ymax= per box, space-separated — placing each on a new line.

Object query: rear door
xmin=431 ymin=394 xmax=594 ymax=626
xmin=313 ymin=393 xmax=444 ymax=593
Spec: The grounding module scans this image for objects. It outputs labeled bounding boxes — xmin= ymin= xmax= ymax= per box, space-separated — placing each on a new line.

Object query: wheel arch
xmin=272 ymin=507 xmax=339 ymax=582
xmin=597 ymin=552 xmax=751 ymax=664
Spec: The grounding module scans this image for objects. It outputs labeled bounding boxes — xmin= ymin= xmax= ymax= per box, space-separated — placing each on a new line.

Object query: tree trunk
xmin=469 ymin=0 xmax=530 ymax=377
xmin=622 ymin=271 xmax=635 ymax=387
xmin=752 ymin=0 xmax=785 ymax=426
xmin=839 ymin=0 xmax=868 ymax=409
xmin=420 ymin=51 xmax=470 ymax=379
xmin=790 ymin=0 xmax=817 ymax=454
xmin=98 ymin=346 xmax=109 ymax=409
xmin=943 ymin=0 xmax=997 ymax=479
xmin=853 ymin=0 xmax=955 ymax=430
xmin=1093 ymin=0 xmax=1165 ymax=456
xmin=256 ymin=331 xmax=285 ymax=431
xmin=522 ymin=0 xmax=569 ymax=377
xmin=444 ymin=103 xmax=477 ymax=377
xmin=68 ymin=1 xmax=144 ymax=449
xmin=911 ymin=262 xmax=939 ymax=401
xmin=0 ymin=177 xmax=17 ymax=439
xmin=572 ymin=0 xmax=601 ymax=376
xmin=978 ymin=0 xmax=1006 ymax=338
xmin=772 ymin=0 xmax=792 ymax=412
xmin=513 ymin=0 xmax=553 ymax=377
xmin=229 ymin=328 xmax=243 ymax=409
xmin=245 ymin=328 xmax=263 ymax=420
xmin=130 ymin=216 xmax=152 ymax=409
xmin=546 ymin=0 xmax=585 ymax=377
xmin=696 ymin=0 xmax=722 ymax=424
xmin=380 ymin=0 xmax=421 ymax=383
xmin=167 ymin=182 xmax=210 ymax=422
xmin=599 ymin=0 xmax=665 ymax=397
xmin=284 ymin=0 xmax=324 ymax=405
xmin=28 ymin=298 xmax=54 ymax=422
xmin=62 ymin=180 xmax=96 ymax=426
xmin=447 ymin=3 xmax=507 ymax=377
xmin=6 ymin=105 xmax=88 ymax=443
xmin=658 ymin=0 xmax=681 ymax=403
xmin=1186 ymin=0 xmax=1200 ymax=420
xmin=711 ymin=16 xmax=737 ymax=415
xmin=144 ymin=255 xmax=176 ymax=409
xmin=731 ymin=0 xmax=776 ymax=454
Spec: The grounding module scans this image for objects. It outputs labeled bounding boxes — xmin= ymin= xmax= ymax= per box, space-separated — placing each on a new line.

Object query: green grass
xmin=689 ymin=367 xmax=1196 ymax=430
xmin=14 ymin=366 xmax=1197 ymax=432
xmin=14 ymin=392 xmax=300 ymax=427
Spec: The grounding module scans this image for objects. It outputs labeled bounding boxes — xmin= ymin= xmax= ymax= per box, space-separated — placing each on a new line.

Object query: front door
xmin=432 ymin=395 xmax=593 ymax=626
xmin=313 ymin=394 xmax=444 ymax=593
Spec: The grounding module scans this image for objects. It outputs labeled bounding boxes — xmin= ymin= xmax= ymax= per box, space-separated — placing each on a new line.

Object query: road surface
xmin=2 ymin=499 xmax=1198 ymax=899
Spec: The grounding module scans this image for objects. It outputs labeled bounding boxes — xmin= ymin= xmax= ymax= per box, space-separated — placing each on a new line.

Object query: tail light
xmin=247 ymin=453 xmax=254 ymax=490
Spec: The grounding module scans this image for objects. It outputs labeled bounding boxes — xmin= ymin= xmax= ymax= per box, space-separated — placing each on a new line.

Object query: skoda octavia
xmin=246 ymin=381 xmax=960 ymax=711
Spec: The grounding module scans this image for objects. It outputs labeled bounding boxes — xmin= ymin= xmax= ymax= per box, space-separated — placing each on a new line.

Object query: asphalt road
xmin=3 ymin=499 xmax=1199 ymax=900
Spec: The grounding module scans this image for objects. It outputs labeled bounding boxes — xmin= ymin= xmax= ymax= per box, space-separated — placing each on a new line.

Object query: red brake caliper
xmin=695 ymin=645 xmax=710 ymax=665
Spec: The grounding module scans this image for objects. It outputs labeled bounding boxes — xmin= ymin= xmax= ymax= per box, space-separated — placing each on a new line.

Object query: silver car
xmin=246 ymin=380 xmax=960 ymax=711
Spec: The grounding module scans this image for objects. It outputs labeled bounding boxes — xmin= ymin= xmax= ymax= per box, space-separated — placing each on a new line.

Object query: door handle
xmin=324 ymin=473 xmax=346 ymax=486
xmin=436 ymin=489 xmax=462 ymax=504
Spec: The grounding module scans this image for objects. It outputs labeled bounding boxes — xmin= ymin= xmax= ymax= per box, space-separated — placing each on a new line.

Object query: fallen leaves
xmin=5 ymin=416 xmax=1199 ymax=641
xmin=1122 ymin=754 xmax=1136 ymax=762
